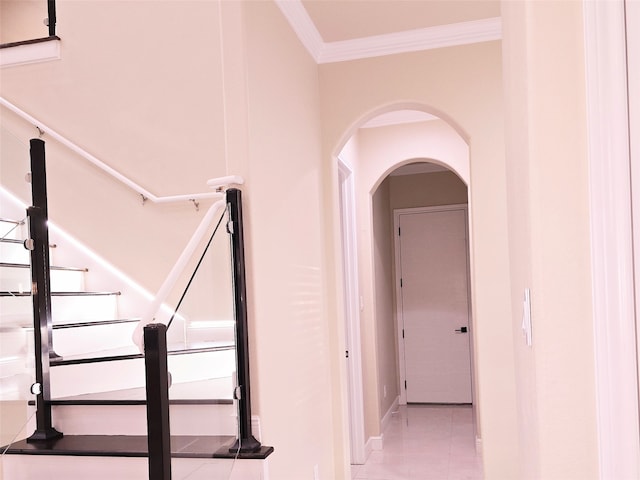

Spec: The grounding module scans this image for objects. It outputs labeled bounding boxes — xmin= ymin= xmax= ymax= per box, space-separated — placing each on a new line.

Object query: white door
xmin=396 ymin=206 xmax=472 ymax=403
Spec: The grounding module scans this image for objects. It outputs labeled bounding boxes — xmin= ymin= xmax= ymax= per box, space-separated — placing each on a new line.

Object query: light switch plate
xmin=522 ymin=288 xmax=532 ymax=346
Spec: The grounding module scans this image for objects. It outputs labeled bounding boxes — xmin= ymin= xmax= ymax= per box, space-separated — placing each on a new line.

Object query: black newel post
xmin=27 ymin=138 xmax=63 ymax=443
xmin=144 ymin=324 xmax=172 ymax=480
xmin=226 ymin=188 xmax=261 ymax=454
xmin=47 ymin=0 xmax=57 ymax=36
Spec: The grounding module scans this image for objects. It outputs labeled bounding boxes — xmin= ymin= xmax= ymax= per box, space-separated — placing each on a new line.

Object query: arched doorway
xmin=336 ymin=108 xmax=478 ymax=469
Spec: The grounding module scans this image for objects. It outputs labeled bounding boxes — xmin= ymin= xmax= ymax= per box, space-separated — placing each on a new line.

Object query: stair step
xmin=0 ymin=290 xmax=118 ymax=297
xmin=0 ymin=218 xmax=26 ymax=241
xmin=1 ymin=435 xmax=272 ymax=480
xmin=0 ymin=262 xmax=87 ymax=272
xmin=38 ymin=402 xmax=237 ymax=436
xmin=0 ymin=264 xmax=86 ymax=291
xmin=54 ymin=377 xmax=234 ymax=402
xmin=0 ymin=292 xmax=120 ymax=322
xmin=51 ymin=319 xmax=139 ymax=357
xmin=49 ymin=346 xmax=236 ymax=398
xmin=0 ymin=240 xmax=28 ymax=264
xmin=2 ymin=452 xmax=270 ymax=480
xmin=51 ymin=341 xmax=235 ymax=366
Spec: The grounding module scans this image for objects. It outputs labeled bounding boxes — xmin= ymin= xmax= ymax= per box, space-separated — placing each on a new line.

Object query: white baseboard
xmin=364 ymin=396 xmax=400 ymax=458
xmin=365 ymin=435 xmax=383 ymax=459
xmin=381 ymin=396 xmax=400 ymax=433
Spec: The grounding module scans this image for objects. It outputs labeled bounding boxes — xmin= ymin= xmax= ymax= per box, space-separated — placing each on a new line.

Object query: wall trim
xmin=318 ymin=17 xmax=501 ymax=64
xmin=338 ymin=158 xmax=367 ymax=465
xmin=381 ymin=396 xmax=399 ymax=433
xmin=583 ymin=0 xmax=640 ymax=478
xmin=365 ymin=435 xmax=383 ymax=457
xmin=275 ymin=0 xmax=501 ymax=64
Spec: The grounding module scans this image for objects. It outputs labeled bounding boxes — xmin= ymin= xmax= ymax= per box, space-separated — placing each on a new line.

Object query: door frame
xmin=393 ymin=204 xmax=473 ymax=405
xmin=338 ymin=158 xmax=366 ymax=464
xmin=584 ymin=0 xmax=640 ymax=477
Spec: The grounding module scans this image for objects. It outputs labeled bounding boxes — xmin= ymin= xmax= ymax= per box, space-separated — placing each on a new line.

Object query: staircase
xmin=0 ymin=181 xmax=271 ymax=478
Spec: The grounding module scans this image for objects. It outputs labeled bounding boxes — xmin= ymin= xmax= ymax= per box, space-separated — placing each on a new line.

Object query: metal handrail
xmin=0 ymin=96 xmax=243 ymax=204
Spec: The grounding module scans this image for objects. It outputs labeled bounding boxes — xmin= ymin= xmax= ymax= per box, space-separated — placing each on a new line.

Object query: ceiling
xmin=276 ymin=0 xmax=502 ymax=64
xmin=275 ymin=0 xmax=502 ymax=133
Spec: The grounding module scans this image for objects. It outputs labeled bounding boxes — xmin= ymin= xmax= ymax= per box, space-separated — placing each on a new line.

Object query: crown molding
xmin=319 ymin=17 xmax=502 ymax=63
xmin=275 ymin=1 xmax=502 ymax=64
xmin=275 ymin=0 xmax=323 ymax=62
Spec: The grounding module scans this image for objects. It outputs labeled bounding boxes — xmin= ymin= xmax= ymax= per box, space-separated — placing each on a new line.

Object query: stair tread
xmin=0 ymin=434 xmax=272 ymax=459
xmin=0 ymin=290 xmax=120 ymax=297
xmin=51 ymin=340 xmax=235 ymax=366
xmin=53 ymin=318 xmax=140 ymax=329
xmin=0 ymin=318 xmax=139 ymax=332
xmin=48 ymin=378 xmax=234 ymax=404
xmin=0 ymin=218 xmax=25 ymax=225
xmin=0 ymin=238 xmax=23 ymax=244
xmin=0 ymin=262 xmax=87 ymax=272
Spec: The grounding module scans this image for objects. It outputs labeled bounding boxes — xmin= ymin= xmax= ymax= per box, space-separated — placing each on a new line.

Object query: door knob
xmin=455 ymin=327 xmax=468 ymax=333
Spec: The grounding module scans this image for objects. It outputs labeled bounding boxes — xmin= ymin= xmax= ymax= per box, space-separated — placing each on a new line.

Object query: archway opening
xmin=336 ymin=108 xmax=479 ymax=475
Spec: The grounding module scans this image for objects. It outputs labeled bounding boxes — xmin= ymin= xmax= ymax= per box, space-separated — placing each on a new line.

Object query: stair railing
xmin=47 ymin=0 xmax=56 ymax=37
xmin=226 ymin=188 xmax=262 ymax=453
xmin=0 ymin=96 xmax=241 ymax=204
xmin=26 ymin=138 xmax=63 ymax=442
xmin=131 ymin=196 xmax=229 ymax=350
xmin=14 ymin=119 xmax=268 ymax=460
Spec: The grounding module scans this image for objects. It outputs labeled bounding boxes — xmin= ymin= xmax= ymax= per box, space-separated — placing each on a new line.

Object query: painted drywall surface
xmin=358 ymin=120 xmax=470 ymax=187
xmin=241 ymin=2 xmax=347 ymax=478
xmin=389 ymin=171 xmax=468 ymax=210
xmin=502 ymin=1 xmax=599 ymax=478
xmin=371 ymin=178 xmax=398 ymax=422
xmin=320 ymin=41 xmax=519 ymax=478
xmin=0 ymin=0 xmax=48 ymax=44
xmin=501 ymin=1 xmax=539 ymax=477
xmin=1 ymin=0 xmax=229 ymax=297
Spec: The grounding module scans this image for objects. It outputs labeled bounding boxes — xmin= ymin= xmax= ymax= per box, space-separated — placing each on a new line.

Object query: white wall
xmin=1 ymin=2 xmax=350 ymax=478
xmin=370 ymin=178 xmax=397 ymax=422
xmin=320 ymin=41 xmax=519 ymax=478
xmin=0 ymin=0 xmax=48 ymax=44
xmin=0 ymin=1 xmax=229 ymax=299
xmin=502 ymin=1 xmax=599 ymax=478
xmin=240 ymin=2 xmax=347 ymax=478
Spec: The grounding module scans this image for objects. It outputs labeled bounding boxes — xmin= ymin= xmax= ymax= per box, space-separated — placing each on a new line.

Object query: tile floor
xmin=351 ymin=405 xmax=483 ymax=480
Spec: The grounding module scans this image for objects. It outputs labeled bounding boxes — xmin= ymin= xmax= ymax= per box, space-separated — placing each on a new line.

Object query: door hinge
xmin=345 ymin=350 xmax=349 ymax=358
xmin=398 ymin=227 xmax=401 ymax=236
xmin=404 ymin=380 xmax=407 ymax=390
xmin=402 ymin=329 xmax=405 ymax=339
xmin=400 ymin=278 xmax=403 ymax=288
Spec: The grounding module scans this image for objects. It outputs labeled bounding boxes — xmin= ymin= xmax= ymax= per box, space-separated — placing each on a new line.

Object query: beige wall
xmin=0 ymin=0 xmax=49 ymax=44
xmin=1 ymin=0 xmax=229 ymax=296
xmin=241 ymin=1 xmax=346 ymax=478
xmin=1 ymin=1 xmax=349 ymax=478
xmin=502 ymin=1 xmax=599 ymax=478
xmin=320 ymin=41 xmax=519 ymax=478
xmin=371 ymin=178 xmax=398 ymax=420
xmin=390 ymin=170 xmax=468 ymax=210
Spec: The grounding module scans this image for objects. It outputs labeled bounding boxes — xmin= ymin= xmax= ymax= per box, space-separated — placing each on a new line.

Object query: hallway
xmin=351 ymin=405 xmax=482 ymax=480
